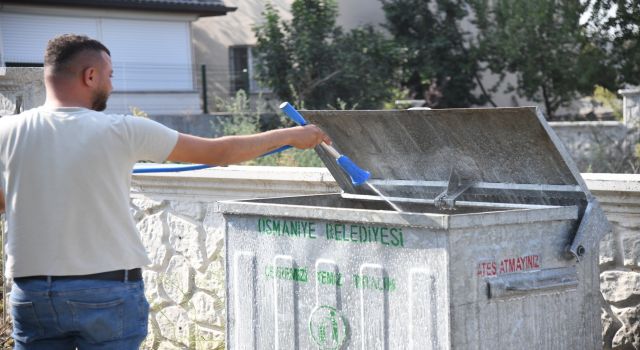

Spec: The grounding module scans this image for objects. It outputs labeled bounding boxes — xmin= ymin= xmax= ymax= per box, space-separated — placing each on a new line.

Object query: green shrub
xmin=213 ymin=91 xmax=324 ymax=167
xmin=593 ymin=85 xmax=623 ymax=121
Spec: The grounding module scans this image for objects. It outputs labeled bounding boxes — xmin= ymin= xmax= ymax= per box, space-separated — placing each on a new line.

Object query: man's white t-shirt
xmin=0 ymin=106 xmax=179 ymax=278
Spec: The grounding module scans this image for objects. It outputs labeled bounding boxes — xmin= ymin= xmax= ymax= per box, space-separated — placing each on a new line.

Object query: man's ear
xmin=82 ymin=66 xmax=98 ymax=88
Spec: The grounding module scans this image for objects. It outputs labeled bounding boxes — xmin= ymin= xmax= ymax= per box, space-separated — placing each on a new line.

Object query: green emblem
xmin=308 ymin=305 xmax=348 ymax=349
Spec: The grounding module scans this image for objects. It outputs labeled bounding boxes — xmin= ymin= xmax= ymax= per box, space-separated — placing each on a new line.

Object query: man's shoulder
xmin=8 ymin=107 xmax=40 ymax=118
xmin=99 ymin=111 xmax=129 ymax=122
xmin=102 ymin=113 xmax=155 ymax=128
xmin=79 ymin=110 xmax=143 ymax=127
xmin=0 ymin=107 xmax=39 ymax=126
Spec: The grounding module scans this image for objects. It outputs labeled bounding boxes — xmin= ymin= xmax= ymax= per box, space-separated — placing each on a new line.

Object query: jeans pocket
xmin=9 ymin=300 xmax=44 ymax=343
xmin=68 ymin=298 xmax=125 ymax=344
xmin=137 ymin=294 xmax=150 ymax=328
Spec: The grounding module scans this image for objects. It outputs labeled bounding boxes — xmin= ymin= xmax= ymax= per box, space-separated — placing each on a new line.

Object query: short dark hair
xmin=44 ymin=34 xmax=110 ymax=73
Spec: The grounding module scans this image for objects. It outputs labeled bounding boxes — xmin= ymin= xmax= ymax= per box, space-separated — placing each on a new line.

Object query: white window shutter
xmin=101 ymin=19 xmax=193 ymax=91
xmin=0 ymin=13 xmax=193 ymax=92
xmin=0 ymin=13 xmax=98 ymax=63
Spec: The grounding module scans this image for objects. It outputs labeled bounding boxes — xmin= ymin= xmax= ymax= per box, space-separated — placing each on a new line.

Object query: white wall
xmin=336 ymin=0 xmax=386 ymax=29
xmin=192 ymin=0 xmax=388 ymax=99
xmin=192 ymin=0 xmax=293 ymax=99
xmin=192 ymin=0 xmax=537 ymax=109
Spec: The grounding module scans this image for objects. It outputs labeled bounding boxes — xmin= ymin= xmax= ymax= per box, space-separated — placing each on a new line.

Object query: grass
xmin=214 ymin=90 xmax=324 ymax=167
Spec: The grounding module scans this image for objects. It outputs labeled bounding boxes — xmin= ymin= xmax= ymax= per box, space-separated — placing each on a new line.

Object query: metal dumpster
xmin=217 ymin=107 xmax=610 ymax=350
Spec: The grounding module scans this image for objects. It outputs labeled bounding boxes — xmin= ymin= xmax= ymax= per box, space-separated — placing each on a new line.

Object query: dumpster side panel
xmin=577 ymin=247 xmax=603 ymax=349
xmin=448 ymin=219 xmax=601 ymax=350
xmin=224 ymin=214 xmax=451 ymax=350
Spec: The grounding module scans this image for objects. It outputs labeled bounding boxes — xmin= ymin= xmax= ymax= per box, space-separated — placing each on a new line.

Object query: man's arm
xmin=167 ymin=125 xmax=330 ymax=166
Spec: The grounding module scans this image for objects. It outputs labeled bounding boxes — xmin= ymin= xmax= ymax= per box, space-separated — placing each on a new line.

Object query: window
xmin=4 ymin=62 xmax=43 ymax=67
xmin=229 ymin=46 xmax=249 ymax=93
xmin=229 ymin=46 xmax=270 ymax=94
xmin=0 ymin=13 xmax=193 ymax=92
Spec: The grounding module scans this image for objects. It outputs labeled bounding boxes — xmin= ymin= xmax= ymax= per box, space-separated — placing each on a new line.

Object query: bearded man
xmin=0 ymin=34 xmax=329 ymax=350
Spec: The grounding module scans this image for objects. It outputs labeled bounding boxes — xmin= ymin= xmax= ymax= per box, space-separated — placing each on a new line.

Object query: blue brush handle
xmin=279 ymin=102 xmax=308 ymax=126
xmin=279 ymin=101 xmax=371 ymax=186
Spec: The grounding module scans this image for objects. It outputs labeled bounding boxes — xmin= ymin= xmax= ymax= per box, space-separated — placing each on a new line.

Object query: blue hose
xmin=136 ymin=102 xmax=370 ymax=186
xmin=132 ymin=145 xmax=292 ymax=174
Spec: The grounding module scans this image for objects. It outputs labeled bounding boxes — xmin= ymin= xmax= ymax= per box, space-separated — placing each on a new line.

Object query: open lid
xmin=302 ymin=106 xmax=610 ymax=261
xmin=303 ymin=107 xmax=592 ymax=207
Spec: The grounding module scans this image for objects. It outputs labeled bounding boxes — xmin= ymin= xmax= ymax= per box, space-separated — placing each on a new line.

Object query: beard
xmin=91 ymin=89 xmax=109 ymax=111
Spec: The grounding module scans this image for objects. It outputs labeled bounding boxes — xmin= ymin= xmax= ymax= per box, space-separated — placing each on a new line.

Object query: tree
xmin=381 ymin=0 xmax=490 ymax=108
xmin=331 ymin=26 xmax=400 ymax=109
xmin=253 ymin=0 xmax=398 ymax=109
xmin=588 ymin=0 xmax=640 ymax=87
xmin=253 ymin=3 xmax=294 ymax=103
xmin=470 ymin=0 xmax=616 ymax=118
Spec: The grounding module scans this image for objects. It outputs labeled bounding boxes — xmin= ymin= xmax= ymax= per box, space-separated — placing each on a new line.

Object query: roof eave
xmin=0 ymin=0 xmax=237 ymax=17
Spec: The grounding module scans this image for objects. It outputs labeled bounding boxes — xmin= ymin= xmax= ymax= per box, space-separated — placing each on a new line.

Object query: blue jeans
xmin=9 ymin=277 xmax=149 ymax=350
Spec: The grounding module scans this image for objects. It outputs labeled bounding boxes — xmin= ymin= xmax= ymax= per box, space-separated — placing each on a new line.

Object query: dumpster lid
xmin=303 ymin=107 xmax=591 ymax=207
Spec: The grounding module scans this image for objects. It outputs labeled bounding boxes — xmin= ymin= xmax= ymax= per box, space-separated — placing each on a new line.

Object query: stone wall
xmin=130 ymin=166 xmax=338 ymax=349
xmin=586 ymin=173 xmax=640 ymax=349
xmin=0 ymin=68 xmax=45 ymax=116
xmin=549 ymin=121 xmax=633 ymax=173
xmin=131 ymin=167 xmax=640 ymax=350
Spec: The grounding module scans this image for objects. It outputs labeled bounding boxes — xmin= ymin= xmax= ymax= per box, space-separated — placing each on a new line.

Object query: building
xmin=1 ymin=0 xmax=596 ymax=117
xmin=192 ymin=0 xmax=389 ymax=106
xmin=191 ymin=0 xmax=546 ymax=111
xmin=0 ymin=0 xmax=235 ymax=115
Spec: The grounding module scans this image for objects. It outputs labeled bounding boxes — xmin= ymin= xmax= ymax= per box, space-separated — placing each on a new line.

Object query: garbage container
xmin=217 ymin=107 xmax=610 ymax=350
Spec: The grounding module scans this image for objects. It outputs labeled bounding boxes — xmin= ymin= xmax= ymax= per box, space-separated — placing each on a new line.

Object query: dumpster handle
xmin=487 ymin=267 xmax=578 ymax=299
xmin=434 ymin=168 xmax=476 ymax=210
xmin=566 ymin=199 xmax=611 ymax=262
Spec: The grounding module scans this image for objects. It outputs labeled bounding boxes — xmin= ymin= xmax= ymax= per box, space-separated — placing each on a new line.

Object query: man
xmin=0 ymin=34 xmax=329 ymax=349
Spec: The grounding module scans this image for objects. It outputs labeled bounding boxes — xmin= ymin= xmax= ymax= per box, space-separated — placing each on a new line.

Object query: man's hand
xmin=167 ymin=125 xmax=331 ymax=166
xmin=285 ymin=125 xmax=332 ymax=149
